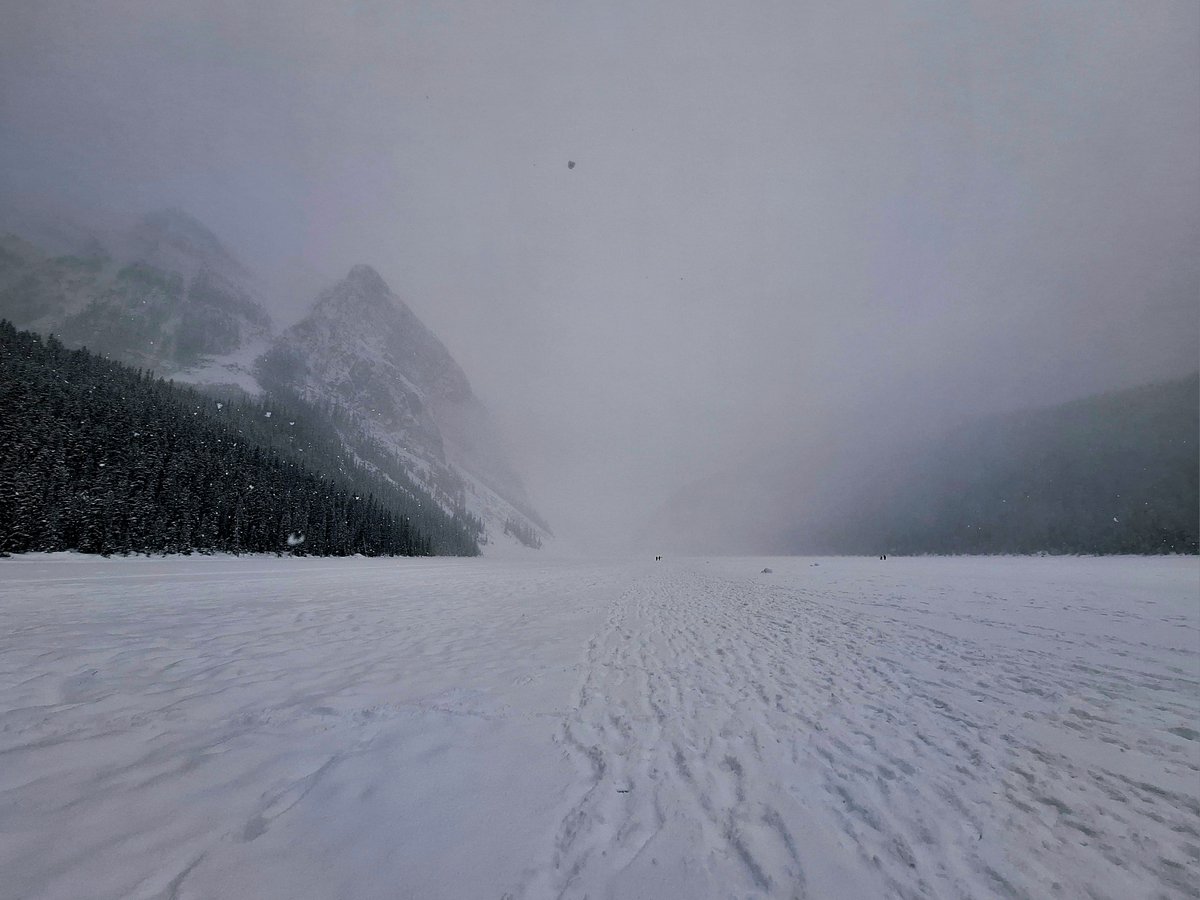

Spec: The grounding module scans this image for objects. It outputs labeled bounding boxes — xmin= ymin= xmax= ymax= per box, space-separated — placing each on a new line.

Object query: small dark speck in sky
xmin=567 ymin=160 xmax=575 ymax=169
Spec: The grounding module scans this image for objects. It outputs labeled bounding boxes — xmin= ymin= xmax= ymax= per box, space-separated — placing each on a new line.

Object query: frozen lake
xmin=1 ymin=554 xmax=1197 ymax=899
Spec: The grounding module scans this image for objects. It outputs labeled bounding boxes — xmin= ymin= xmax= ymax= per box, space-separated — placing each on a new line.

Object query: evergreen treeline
xmin=0 ymin=321 xmax=480 ymax=557
xmin=503 ymin=516 xmax=543 ymax=549
xmin=807 ymin=374 xmax=1199 ymax=556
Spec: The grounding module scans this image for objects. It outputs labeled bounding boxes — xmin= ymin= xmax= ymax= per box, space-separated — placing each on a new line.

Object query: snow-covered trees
xmin=0 ymin=321 xmax=478 ymax=557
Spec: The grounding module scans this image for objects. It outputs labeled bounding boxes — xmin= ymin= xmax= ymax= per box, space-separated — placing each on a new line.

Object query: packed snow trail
xmin=529 ymin=559 xmax=1199 ymax=899
xmin=0 ymin=554 xmax=1196 ymax=899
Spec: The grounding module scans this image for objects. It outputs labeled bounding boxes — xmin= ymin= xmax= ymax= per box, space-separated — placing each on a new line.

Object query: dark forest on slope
xmin=805 ymin=374 xmax=1200 ymax=555
xmin=0 ymin=321 xmax=480 ymax=557
xmin=650 ymin=374 xmax=1198 ymax=557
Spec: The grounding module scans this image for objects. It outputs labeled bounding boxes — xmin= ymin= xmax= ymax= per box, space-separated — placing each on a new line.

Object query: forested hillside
xmin=649 ymin=374 xmax=1198 ymax=557
xmin=0 ymin=215 xmax=552 ymax=552
xmin=0 ymin=321 xmax=480 ymax=557
xmin=809 ymin=374 xmax=1199 ymax=555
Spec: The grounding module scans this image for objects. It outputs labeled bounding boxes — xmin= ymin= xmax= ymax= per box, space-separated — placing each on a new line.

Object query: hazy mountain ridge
xmin=835 ymin=373 xmax=1200 ymax=555
xmin=0 ymin=209 xmax=271 ymax=374
xmin=0 ymin=210 xmax=549 ymax=550
xmin=651 ymin=374 xmax=1199 ymax=556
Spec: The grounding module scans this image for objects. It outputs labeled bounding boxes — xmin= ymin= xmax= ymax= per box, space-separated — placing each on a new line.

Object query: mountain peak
xmin=346 ymin=263 xmax=389 ymax=294
xmin=316 ymin=264 xmax=397 ymax=321
xmin=138 ymin=207 xmax=219 ymax=242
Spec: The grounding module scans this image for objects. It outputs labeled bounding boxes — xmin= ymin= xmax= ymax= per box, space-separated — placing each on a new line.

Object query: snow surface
xmin=1 ymin=554 xmax=1197 ymax=899
xmin=173 ymin=336 xmax=270 ymax=397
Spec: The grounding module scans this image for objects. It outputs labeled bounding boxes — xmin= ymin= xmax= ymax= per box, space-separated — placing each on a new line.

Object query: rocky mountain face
xmin=1 ymin=209 xmax=549 ymax=550
xmin=0 ymin=209 xmax=270 ymax=378
xmin=258 ymin=264 xmax=550 ymax=549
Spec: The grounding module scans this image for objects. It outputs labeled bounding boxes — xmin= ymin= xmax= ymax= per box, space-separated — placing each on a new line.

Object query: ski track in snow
xmin=0 ymin=554 xmax=1197 ymax=900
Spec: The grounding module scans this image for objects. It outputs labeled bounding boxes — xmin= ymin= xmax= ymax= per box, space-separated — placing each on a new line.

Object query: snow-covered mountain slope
xmin=1 ymin=208 xmax=548 ymax=550
xmin=0 ymin=209 xmax=271 ymax=377
xmin=257 ymin=264 xmax=550 ymax=550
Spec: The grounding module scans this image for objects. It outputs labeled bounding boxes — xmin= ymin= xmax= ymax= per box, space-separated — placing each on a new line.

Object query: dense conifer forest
xmin=806 ymin=374 xmax=1199 ymax=556
xmin=0 ymin=321 xmax=480 ymax=557
xmin=503 ymin=516 xmax=543 ymax=549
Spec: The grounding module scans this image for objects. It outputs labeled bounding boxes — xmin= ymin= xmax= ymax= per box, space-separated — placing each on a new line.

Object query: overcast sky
xmin=2 ymin=0 xmax=1197 ymax=547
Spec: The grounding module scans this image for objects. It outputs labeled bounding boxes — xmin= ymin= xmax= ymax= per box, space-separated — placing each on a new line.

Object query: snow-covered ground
xmin=0 ymin=554 xmax=1196 ymax=899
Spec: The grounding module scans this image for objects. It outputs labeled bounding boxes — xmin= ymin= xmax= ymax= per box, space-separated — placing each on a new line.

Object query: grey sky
xmin=2 ymin=1 xmax=1197 ymax=548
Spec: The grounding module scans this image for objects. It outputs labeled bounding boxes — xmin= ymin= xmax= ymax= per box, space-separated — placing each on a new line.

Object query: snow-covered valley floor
xmin=1 ymin=555 xmax=1197 ymax=899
